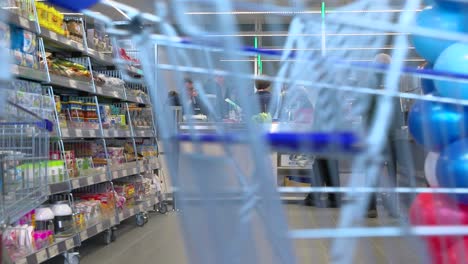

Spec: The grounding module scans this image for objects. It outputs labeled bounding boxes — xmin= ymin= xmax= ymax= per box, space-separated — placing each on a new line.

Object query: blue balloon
xmin=434 ymin=0 xmax=468 ymax=9
xmin=408 ymin=99 xmax=468 ymax=151
xmin=436 ymin=139 xmax=468 ymax=204
xmin=47 ymin=0 xmax=99 ymax=11
xmin=419 ymin=62 xmax=437 ymax=94
xmin=411 ymin=6 xmax=468 ymax=63
xmin=434 ymin=43 xmax=468 ymax=99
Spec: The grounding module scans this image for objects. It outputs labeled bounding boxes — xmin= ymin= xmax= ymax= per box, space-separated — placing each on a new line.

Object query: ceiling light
xmin=184 ymin=9 xmax=423 ymax=15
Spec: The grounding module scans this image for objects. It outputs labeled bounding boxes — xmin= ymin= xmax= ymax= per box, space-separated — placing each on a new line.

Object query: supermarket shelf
xmin=126 ymin=65 xmax=144 ymax=76
xmin=141 ymin=157 xmax=160 ymax=171
xmin=13 ymin=235 xmax=80 ymax=264
xmin=87 ymin=49 xmax=114 ymax=66
xmin=126 ymin=94 xmax=147 ymax=104
xmin=49 ymin=181 xmax=71 ymax=195
xmin=95 ymin=86 xmax=125 ymax=99
xmin=79 ymin=216 xmax=118 ymax=242
xmin=40 ymin=28 xmax=86 ymax=52
xmin=70 ymin=171 xmax=108 ymax=189
xmin=277 ymin=166 xmax=313 ymax=171
xmin=134 ymin=129 xmax=154 ymax=138
xmin=104 ymin=129 xmax=132 ymax=138
xmin=61 ymin=128 xmax=102 ymax=138
xmin=11 ymin=65 xmax=49 ymax=82
xmin=49 ymin=74 xmax=94 ymax=93
xmin=6 ymin=12 xmax=39 ymax=34
xmin=110 ymin=162 xmax=139 ymax=179
xmin=118 ymin=196 xmax=158 ymax=222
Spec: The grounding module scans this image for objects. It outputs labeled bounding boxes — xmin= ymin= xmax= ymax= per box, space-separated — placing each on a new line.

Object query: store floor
xmin=73 ymin=204 xmax=421 ymax=264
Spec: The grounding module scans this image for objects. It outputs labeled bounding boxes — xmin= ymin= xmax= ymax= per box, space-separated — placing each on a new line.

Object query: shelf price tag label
xmin=15 ymin=258 xmax=27 ymax=264
xmin=80 ymin=231 xmax=87 ymax=241
xmin=86 ymin=176 xmax=94 ymax=186
xmin=96 ymin=223 xmax=103 ymax=233
xmin=48 ymin=245 xmax=59 ymax=257
xmin=19 ymin=18 xmax=29 ymax=28
xmin=99 ymin=174 xmax=107 ymax=182
xmin=65 ymin=238 xmax=74 ymax=249
xmin=49 ymin=31 xmax=58 ymax=40
xmin=36 ymin=250 xmax=48 ymax=262
xmin=69 ymin=79 xmax=77 ymax=87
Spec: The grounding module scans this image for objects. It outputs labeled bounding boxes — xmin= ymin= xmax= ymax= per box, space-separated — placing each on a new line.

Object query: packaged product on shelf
xmin=48 ymin=160 xmax=65 ymax=183
xmin=51 ymin=201 xmax=74 ymax=237
xmin=74 ymin=200 xmax=102 ymax=228
xmin=107 ymin=147 xmax=125 ymax=165
xmin=10 ymin=26 xmax=24 ymax=66
xmin=9 ymin=26 xmax=39 ymax=69
xmin=3 ymin=225 xmax=35 ymax=260
xmin=64 ymin=18 xmax=83 ymax=42
xmin=36 ymin=1 xmax=66 ymax=36
xmin=21 ymin=29 xmax=38 ymax=69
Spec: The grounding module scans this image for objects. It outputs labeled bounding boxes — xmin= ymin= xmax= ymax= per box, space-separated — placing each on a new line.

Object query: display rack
xmin=2 ymin=2 xmax=166 ymax=263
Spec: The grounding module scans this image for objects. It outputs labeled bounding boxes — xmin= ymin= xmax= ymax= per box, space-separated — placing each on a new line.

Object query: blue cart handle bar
xmin=176 ymin=131 xmax=362 ymax=154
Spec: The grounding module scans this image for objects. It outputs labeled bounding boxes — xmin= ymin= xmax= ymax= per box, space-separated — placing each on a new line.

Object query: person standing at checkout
xmin=254 ymin=78 xmax=273 ymax=114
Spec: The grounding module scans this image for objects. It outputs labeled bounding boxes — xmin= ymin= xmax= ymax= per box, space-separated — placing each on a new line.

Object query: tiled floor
xmin=64 ymin=203 xmax=426 ymax=264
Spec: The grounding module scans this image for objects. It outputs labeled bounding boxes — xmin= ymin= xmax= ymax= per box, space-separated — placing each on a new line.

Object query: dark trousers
xmin=308 ymin=158 xmax=340 ymax=203
xmin=368 ymin=139 xmax=398 ymax=211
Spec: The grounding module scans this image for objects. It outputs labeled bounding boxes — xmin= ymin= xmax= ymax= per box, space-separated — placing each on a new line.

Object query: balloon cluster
xmin=408 ymin=1 xmax=468 ymax=263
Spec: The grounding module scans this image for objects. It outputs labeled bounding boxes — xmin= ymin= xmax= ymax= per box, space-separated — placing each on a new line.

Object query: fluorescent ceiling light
xmin=263 ymin=47 xmax=415 ymax=51
xmin=219 ymin=58 xmax=424 ymax=62
xmin=204 ymin=32 xmax=407 ymax=37
xmin=185 ymin=9 xmax=423 ymax=15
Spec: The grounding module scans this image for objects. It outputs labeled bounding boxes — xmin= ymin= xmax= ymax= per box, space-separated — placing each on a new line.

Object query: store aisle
xmin=75 ymin=204 xmax=422 ymax=264
xmin=80 ymin=212 xmax=188 ymax=264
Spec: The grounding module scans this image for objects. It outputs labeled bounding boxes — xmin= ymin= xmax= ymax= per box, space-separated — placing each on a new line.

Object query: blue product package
xmin=10 ymin=26 xmax=24 ymax=66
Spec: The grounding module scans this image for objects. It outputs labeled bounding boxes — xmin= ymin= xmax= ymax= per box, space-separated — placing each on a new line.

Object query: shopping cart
xmin=0 ymin=102 xmax=53 ymax=263
xmin=49 ymin=0 xmax=468 ymax=263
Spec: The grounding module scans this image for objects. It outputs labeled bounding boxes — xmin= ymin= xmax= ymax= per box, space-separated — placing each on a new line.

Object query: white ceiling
xmin=91 ymin=0 xmax=410 ymax=23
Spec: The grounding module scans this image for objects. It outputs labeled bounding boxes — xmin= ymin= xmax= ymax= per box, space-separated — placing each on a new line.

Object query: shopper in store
xmin=283 ymin=87 xmax=341 ymax=208
xmin=183 ymin=77 xmax=209 ymax=116
xmin=167 ymin=90 xmax=181 ymax=106
xmin=365 ymin=53 xmax=404 ymax=218
xmin=204 ymin=75 xmax=230 ymax=119
xmin=255 ymin=78 xmax=273 ymax=114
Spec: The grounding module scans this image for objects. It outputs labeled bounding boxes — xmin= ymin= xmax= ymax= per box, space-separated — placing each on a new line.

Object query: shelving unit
xmin=2 ymin=2 xmax=165 ymax=264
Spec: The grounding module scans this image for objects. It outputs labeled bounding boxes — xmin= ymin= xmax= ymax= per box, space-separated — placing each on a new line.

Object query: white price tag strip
xmin=36 ymin=250 xmax=48 ymax=263
xmin=96 ymin=223 xmax=103 ymax=233
xmin=65 ymin=238 xmax=74 ymax=249
xmin=19 ymin=18 xmax=29 ymax=28
xmin=80 ymin=231 xmax=87 ymax=241
xmin=87 ymin=176 xmax=94 ymax=186
xmin=15 ymin=257 xmax=27 ymax=264
xmin=110 ymin=217 xmax=117 ymax=226
xmin=49 ymin=31 xmax=58 ymax=40
xmin=69 ymin=80 xmax=78 ymax=87
xmin=75 ymin=129 xmax=83 ymax=137
xmin=48 ymin=245 xmax=59 ymax=257
xmin=99 ymin=174 xmax=107 ymax=182
xmin=11 ymin=65 xmax=19 ymax=75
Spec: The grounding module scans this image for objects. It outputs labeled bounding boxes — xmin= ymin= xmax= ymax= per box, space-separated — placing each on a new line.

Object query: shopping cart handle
xmin=38 ymin=119 xmax=54 ymax=132
xmin=266 ymin=132 xmax=361 ymax=153
xmin=176 ymin=132 xmax=362 ymax=153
